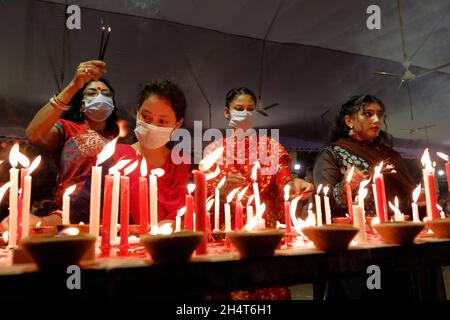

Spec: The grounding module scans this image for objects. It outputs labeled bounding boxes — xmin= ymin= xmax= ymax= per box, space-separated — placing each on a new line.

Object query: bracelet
xmin=54 ymin=95 xmax=70 ymax=107
xmin=49 ymin=95 xmax=70 ymax=111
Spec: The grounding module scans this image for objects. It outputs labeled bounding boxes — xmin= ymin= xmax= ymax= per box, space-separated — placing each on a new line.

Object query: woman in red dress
xmin=114 ymin=80 xmax=190 ymax=225
xmin=1 ymin=60 xmax=119 ymax=229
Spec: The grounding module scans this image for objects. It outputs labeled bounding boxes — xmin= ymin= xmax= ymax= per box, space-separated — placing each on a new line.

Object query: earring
xmin=348 ymin=125 xmax=354 ymax=137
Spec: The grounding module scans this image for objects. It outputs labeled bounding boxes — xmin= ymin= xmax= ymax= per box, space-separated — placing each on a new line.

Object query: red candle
xmin=119 ymin=176 xmax=130 ymax=253
xmin=284 ymin=201 xmax=291 ymax=233
xmin=184 ymin=193 xmax=194 ymax=231
xmin=345 ymin=183 xmax=354 ymax=223
xmin=374 ymin=177 xmax=387 ymax=222
xmin=100 ymin=175 xmax=113 ymax=250
xmin=235 ymin=200 xmax=243 ymax=230
xmin=427 ymin=173 xmax=439 ymax=220
xmin=17 ymin=168 xmax=27 ymax=241
xmin=380 ymin=174 xmax=388 ymax=220
xmin=446 ymin=162 xmax=450 ymax=193
xmin=139 ymin=176 xmax=149 ymax=235
xmin=194 ymin=170 xmax=207 ymax=254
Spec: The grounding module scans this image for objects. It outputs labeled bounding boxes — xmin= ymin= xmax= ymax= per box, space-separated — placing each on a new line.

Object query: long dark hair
xmin=225 ymin=87 xmax=257 ymax=108
xmin=61 ymin=78 xmax=119 ymax=136
xmin=330 ymin=94 xmax=393 ymax=146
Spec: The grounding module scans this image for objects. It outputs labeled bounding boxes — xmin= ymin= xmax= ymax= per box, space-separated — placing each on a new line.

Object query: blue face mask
xmin=83 ymin=94 xmax=114 ymax=122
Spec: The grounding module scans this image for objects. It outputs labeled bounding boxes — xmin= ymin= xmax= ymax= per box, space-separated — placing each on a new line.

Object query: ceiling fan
xmin=255 ymin=0 xmax=285 ymax=117
xmin=374 ymin=0 xmax=450 ymax=120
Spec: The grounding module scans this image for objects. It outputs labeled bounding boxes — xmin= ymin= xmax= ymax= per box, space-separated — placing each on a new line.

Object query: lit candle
xmin=315 ymin=184 xmax=323 ymax=226
xmin=389 ymin=197 xmax=404 ymax=222
xmin=150 ymin=168 xmax=165 ymax=227
xmin=109 ymin=159 xmax=129 ymax=242
xmin=284 ymin=184 xmax=292 ymax=233
xmin=62 ymin=185 xmax=76 ymax=225
xmin=251 ymin=161 xmax=261 ymax=212
xmin=139 ymin=158 xmax=149 ymax=235
xmin=412 ymin=184 xmax=421 ymax=222
xmin=353 ymin=180 xmax=369 ymax=243
xmin=225 ymin=188 xmax=239 ymax=232
xmin=214 ymin=177 xmax=226 ymax=231
xmin=90 ymin=138 xmax=117 ymax=238
xmin=194 ymin=170 xmax=207 ymax=253
xmin=323 ymin=185 xmax=331 ymax=225
xmin=120 ymin=161 xmax=138 ymax=253
xmin=421 ymin=149 xmax=439 ymax=221
xmin=373 ymin=162 xmax=388 ymax=222
xmin=437 ymin=152 xmax=450 ymax=193
xmin=235 ymin=185 xmax=249 ymax=231
xmin=184 ymin=183 xmax=195 ymax=231
xmin=100 ymin=175 xmax=113 ymax=250
xmin=345 ymin=166 xmax=355 ymax=224
xmin=21 ymin=155 xmax=41 ymax=239
xmin=246 ymin=195 xmax=254 ymax=223
xmin=197 ymin=147 xmax=224 ymax=253
xmin=307 ymin=202 xmax=316 ymax=226
xmin=437 ymin=204 xmax=446 ymax=219
xmin=8 ymin=144 xmax=19 ymax=248
xmin=175 ymin=206 xmax=186 ymax=232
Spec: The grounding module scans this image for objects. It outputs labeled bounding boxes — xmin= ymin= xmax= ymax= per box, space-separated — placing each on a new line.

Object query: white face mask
xmin=83 ymin=94 xmax=114 ymax=122
xmin=134 ymin=116 xmax=174 ymax=150
xmin=228 ymin=109 xmax=254 ymax=131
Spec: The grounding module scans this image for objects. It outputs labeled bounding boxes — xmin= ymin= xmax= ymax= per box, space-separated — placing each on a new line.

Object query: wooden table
xmin=0 ymin=238 xmax=449 ymax=300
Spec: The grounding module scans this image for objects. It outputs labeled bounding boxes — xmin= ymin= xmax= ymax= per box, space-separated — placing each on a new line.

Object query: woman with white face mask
xmin=113 ymin=80 xmax=190 ymax=227
xmin=6 ymin=60 xmax=120 ymax=228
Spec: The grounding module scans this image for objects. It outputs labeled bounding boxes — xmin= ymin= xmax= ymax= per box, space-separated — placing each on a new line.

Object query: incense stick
xmin=99 ymin=26 xmax=111 ymax=61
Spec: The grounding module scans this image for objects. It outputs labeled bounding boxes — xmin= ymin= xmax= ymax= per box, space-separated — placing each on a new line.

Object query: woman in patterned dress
xmin=313 ymin=94 xmax=417 ymax=218
xmin=0 ymin=60 xmax=118 ymax=229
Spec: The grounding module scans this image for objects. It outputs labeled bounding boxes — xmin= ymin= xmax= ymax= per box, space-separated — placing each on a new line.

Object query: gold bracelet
xmin=49 ymin=96 xmax=70 ymax=111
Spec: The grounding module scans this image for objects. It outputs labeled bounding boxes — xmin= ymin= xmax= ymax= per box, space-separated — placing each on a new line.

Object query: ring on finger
xmin=85 ymin=67 xmax=89 ymax=74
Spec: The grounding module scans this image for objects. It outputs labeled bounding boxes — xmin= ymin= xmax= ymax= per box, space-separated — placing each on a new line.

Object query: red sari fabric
xmin=113 ymin=144 xmax=190 ymax=223
xmin=54 ymin=119 xmax=113 ymax=207
xmin=205 ymin=134 xmax=293 ymax=228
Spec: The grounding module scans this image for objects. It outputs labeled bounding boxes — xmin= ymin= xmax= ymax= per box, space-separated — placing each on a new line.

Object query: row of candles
xmin=1 ymin=142 xmax=449 ymax=248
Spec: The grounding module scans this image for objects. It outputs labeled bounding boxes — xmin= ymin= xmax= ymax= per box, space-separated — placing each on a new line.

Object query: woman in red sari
xmin=205 ymin=87 xmax=314 ymax=299
xmin=114 ymin=80 xmax=190 ymax=225
xmin=0 ymin=60 xmax=119 ymax=229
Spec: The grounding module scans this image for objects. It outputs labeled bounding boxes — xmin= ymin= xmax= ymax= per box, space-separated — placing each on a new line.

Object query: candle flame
xmin=436 ymin=204 xmax=443 ymax=211
xmin=205 ymin=165 xmax=220 ymax=181
xmin=97 ymin=138 xmax=118 ymax=166
xmin=323 ymin=185 xmax=329 ymax=197
xmin=0 ymin=182 xmax=11 ymax=204
xmin=177 ymin=206 xmax=186 ymax=217
xmin=374 ymin=161 xmax=383 ymax=178
xmin=64 ymin=185 xmax=76 ymax=197
xmin=27 ymin=155 xmax=41 ymax=175
xmin=237 ymin=185 xmax=250 ymax=201
xmin=140 ymin=158 xmax=147 ymax=177
xmin=247 ymin=195 xmax=254 ymax=206
xmin=124 ymin=160 xmax=139 ymax=176
xmin=421 ymin=148 xmax=433 ymax=170
xmin=217 ymin=176 xmax=226 ymax=189
xmin=150 ymin=168 xmax=165 ymax=178
xmin=199 ymin=147 xmax=223 ymax=172
xmin=187 ymin=183 xmax=196 ymax=194
xmin=412 ymin=184 xmax=421 ymax=203
xmin=284 ymin=184 xmax=291 ymax=202
xmin=226 ymin=187 xmax=240 ymax=203
xmin=9 ymin=143 xmax=20 ymax=168
xmin=35 ymin=221 xmax=42 ymax=229
xmin=388 ymin=197 xmax=403 ymax=219
xmin=2 ymin=231 xmax=9 ymax=243
xmin=316 ymin=184 xmax=323 ymax=194
xmin=251 ymin=161 xmax=260 ymax=181
xmin=371 ymin=217 xmax=380 ymax=226
xmin=61 ymin=227 xmax=80 ymax=236
xmin=109 ymin=159 xmax=131 ymax=175
xmin=206 ymin=198 xmax=215 ymax=211
xmin=17 ymin=150 xmax=30 ymax=168
xmin=256 ymin=203 xmax=266 ymax=219
xmin=243 ymin=203 xmax=266 ymax=231
xmin=346 ymin=166 xmax=355 ymax=183
xmin=437 ymin=152 xmax=449 ymax=162
xmin=308 ymin=202 xmax=313 ymax=211
xmin=117 ymin=120 xmax=128 ymax=138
